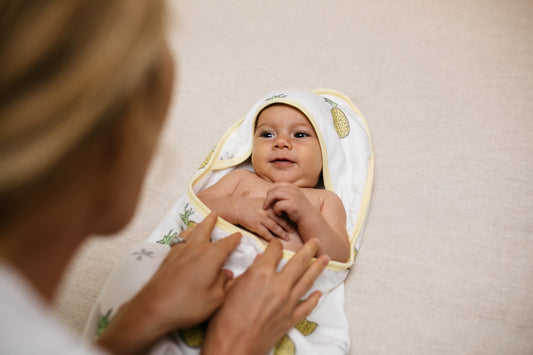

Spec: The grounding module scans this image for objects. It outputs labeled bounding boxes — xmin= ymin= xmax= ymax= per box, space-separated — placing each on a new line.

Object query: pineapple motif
xmin=179 ymin=323 xmax=207 ymax=348
xmin=325 ymin=98 xmax=350 ymax=138
xmin=266 ymin=93 xmax=287 ymax=101
xmin=294 ymin=318 xmax=318 ymax=335
xmin=274 ymin=335 xmax=295 ymax=355
xmin=180 ymin=203 xmax=197 ymax=229
xmin=96 ymin=308 xmax=113 ymax=337
xmin=156 ymin=229 xmax=177 ymax=246
xmin=199 ymin=148 xmax=215 ymax=169
xmin=274 ymin=318 xmax=318 ymax=355
xmin=157 ymin=204 xmax=197 ymax=245
xmin=174 ymin=316 xmax=316 ymax=352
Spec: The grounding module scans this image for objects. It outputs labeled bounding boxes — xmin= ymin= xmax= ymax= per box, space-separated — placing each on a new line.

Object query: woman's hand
xmin=202 ymin=238 xmax=329 ymax=355
xmin=97 ymin=212 xmax=241 ymax=354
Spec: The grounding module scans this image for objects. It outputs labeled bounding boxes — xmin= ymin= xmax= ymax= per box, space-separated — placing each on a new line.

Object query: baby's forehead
xmin=255 ymin=103 xmax=315 ymax=128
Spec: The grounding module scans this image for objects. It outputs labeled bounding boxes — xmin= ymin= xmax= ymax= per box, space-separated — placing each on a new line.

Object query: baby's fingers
xmin=263 ymin=184 xmax=298 ymax=209
xmin=262 ymin=194 xmax=275 ymax=210
xmin=262 ymin=218 xmax=290 ymax=241
xmin=266 ymin=212 xmax=296 ymax=235
xmin=255 ymin=225 xmax=276 ymax=242
xmin=262 ymin=186 xmax=284 ymax=210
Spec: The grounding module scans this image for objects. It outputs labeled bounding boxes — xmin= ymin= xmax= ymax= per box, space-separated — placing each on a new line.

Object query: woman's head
xmin=0 ymin=0 xmax=173 ymax=232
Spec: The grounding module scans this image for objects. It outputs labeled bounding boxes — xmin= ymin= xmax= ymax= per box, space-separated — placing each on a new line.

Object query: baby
xmin=197 ymin=103 xmax=350 ymax=262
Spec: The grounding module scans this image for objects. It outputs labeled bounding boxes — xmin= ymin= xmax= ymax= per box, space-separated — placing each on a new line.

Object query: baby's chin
xmin=269 ymin=177 xmax=319 ymax=188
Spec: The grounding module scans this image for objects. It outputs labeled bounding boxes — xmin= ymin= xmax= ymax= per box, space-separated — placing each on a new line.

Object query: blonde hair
xmin=0 ymin=0 xmax=166 ymax=197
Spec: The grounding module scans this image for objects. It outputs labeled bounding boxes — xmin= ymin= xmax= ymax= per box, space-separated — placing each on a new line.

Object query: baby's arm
xmin=196 ymin=170 xmax=244 ymax=220
xmin=196 ymin=170 xmax=295 ymax=241
xmin=264 ymin=183 xmax=350 ymax=262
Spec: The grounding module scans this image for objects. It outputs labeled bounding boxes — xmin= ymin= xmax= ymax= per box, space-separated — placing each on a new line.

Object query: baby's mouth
xmin=271 ymin=158 xmax=295 ymax=166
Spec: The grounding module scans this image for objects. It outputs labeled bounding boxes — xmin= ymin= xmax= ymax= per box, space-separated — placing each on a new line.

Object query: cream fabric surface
xmin=54 ymin=1 xmax=533 ymax=354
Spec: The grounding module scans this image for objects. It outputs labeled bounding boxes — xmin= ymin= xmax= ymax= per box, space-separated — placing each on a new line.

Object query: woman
xmin=0 ymin=1 xmax=328 ymax=354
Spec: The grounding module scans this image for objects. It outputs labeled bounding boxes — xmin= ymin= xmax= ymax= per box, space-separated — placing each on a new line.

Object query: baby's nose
xmin=274 ymin=135 xmax=291 ymax=149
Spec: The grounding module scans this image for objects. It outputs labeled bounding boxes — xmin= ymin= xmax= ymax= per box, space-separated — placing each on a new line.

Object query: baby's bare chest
xmin=234 ymin=177 xmax=323 ymax=209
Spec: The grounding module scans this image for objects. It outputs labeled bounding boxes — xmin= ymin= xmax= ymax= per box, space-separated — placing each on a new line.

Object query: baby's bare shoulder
xmin=225 ymin=168 xmax=253 ymax=180
xmin=307 ymin=187 xmax=340 ymax=199
xmin=224 ymin=169 xmax=268 ymax=195
xmin=198 ymin=169 xmax=251 ymax=197
xmin=316 ymin=189 xmax=345 ymax=211
xmin=228 ymin=169 xmax=264 ymax=185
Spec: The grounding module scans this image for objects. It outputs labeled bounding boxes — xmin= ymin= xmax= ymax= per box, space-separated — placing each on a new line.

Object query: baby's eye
xmin=294 ymin=132 xmax=309 ymax=138
xmin=260 ymin=131 xmax=274 ymax=138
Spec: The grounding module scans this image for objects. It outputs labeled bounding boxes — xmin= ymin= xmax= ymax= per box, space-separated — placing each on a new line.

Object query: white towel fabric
xmin=83 ymin=89 xmax=374 ymax=355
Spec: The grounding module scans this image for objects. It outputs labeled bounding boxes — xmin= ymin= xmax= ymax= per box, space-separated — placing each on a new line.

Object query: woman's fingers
xmin=212 ymin=268 xmax=233 ymax=292
xmin=290 ymin=255 xmax=329 ymax=301
xmin=292 ymin=290 xmax=322 ymax=323
xmin=252 ymin=238 xmax=283 ymax=269
xmin=181 ymin=212 xmax=218 ymax=244
xmin=208 ymin=232 xmax=242 ymax=266
xmin=202 ymin=234 xmax=327 ymax=355
xmin=279 ymin=239 xmax=320 ymax=284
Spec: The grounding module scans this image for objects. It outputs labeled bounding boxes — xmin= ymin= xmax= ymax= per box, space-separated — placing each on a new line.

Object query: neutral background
xmin=55 ymin=1 xmax=533 ymax=354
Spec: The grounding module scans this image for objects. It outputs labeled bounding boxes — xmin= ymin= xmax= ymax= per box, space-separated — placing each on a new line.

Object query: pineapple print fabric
xmin=325 ymin=97 xmax=350 ymax=138
xmin=83 ymin=89 xmax=373 ymax=355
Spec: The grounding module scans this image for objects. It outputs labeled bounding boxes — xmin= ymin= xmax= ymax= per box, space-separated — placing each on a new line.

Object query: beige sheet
xmin=54 ymin=1 xmax=533 ymax=353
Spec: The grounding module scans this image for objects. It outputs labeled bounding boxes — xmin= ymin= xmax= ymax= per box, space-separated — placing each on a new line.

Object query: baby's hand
xmin=236 ymin=197 xmax=296 ymax=242
xmin=263 ymin=183 xmax=313 ymax=224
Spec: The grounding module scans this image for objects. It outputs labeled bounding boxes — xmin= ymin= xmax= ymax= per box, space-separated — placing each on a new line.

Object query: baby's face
xmin=252 ymin=104 xmax=322 ymax=187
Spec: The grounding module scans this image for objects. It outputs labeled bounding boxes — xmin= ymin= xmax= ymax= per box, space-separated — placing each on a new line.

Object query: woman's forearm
xmin=96 ymin=298 xmax=164 ymax=355
xmin=202 ymin=323 xmax=266 ymax=355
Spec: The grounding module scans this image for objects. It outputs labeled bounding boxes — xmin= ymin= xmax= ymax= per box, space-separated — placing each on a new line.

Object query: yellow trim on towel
xmin=188 ymin=89 xmax=374 ymax=272
xmin=314 ymin=89 xmax=375 ymax=266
